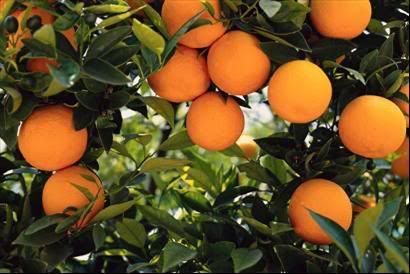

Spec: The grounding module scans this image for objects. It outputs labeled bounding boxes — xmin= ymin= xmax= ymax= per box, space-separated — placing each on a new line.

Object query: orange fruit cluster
xmin=18 ymin=105 xmax=104 ymax=229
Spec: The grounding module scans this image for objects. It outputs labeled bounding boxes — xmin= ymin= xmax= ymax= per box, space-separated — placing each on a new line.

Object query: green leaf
xmin=140 ymin=158 xmax=191 ymax=173
xmin=97 ymin=9 xmax=141 ymax=29
xmin=231 ymin=248 xmax=263 ymax=273
xmin=242 ymin=217 xmax=272 ymax=237
xmin=84 ymin=4 xmax=130 ymax=14
xmin=116 ymin=218 xmax=146 ymax=248
xmin=109 ymin=90 xmax=130 ymax=109
xmin=181 ymin=191 xmax=212 ymax=212
xmin=91 ymin=200 xmax=136 ymax=223
xmin=132 ymin=19 xmax=165 ymax=56
xmin=238 ymin=161 xmax=282 ymax=188
xmin=161 ymin=242 xmax=197 ymax=273
xmin=40 ymin=244 xmax=73 ymax=270
xmin=186 ymin=167 xmax=217 ymax=197
xmin=3 ymin=87 xmax=22 ymax=113
xmin=13 ymin=227 xmax=65 ymax=247
xmin=33 ymin=24 xmax=56 ymax=48
xmin=373 ymin=227 xmax=409 ymax=273
xmin=270 ymin=222 xmax=293 ymax=235
xmin=259 ymin=0 xmax=282 ymax=18
xmin=353 ymin=202 xmax=384 ymax=259
xmin=86 ymin=26 xmax=131 ymax=61
xmin=70 ymin=183 xmax=96 ymax=202
xmin=323 ymin=61 xmax=366 ymax=85
xmin=136 ymin=205 xmax=196 ymax=241
xmin=24 ymin=215 xmax=66 ymax=236
xmin=377 ymin=197 xmax=402 ymax=227
xmin=83 ymin=58 xmax=131 ymax=85
xmin=93 ymin=224 xmax=106 ymax=250
xmin=140 ymin=96 xmax=175 ymax=127
xmin=214 ymin=186 xmax=258 ymax=207
xmin=309 ymin=210 xmax=358 ymax=272
xmin=158 ymin=130 xmax=194 ymax=151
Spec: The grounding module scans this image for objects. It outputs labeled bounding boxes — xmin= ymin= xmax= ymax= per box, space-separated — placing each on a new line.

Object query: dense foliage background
xmin=0 ymin=0 xmax=409 ymax=273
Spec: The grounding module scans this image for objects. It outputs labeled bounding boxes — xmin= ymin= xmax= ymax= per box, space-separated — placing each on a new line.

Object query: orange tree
xmin=0 ymin=0 xmax=409 ymax=273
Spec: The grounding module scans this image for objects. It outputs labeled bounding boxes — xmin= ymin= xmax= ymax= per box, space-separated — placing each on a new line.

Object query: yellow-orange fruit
xmin=42 ymin=166 xmax=105 ymax=229
xmin=352 ymin=195 xmax=377 ymax=215
xmin=207 ymin=31 xmax=271 ymax=96
xmin=393 ymin=84 xmax=409 ymax=127
xmin=310 ymin=0 xmax=372 ymax=40
xmin=392 ymin=137 xmax=409 ymax=178
xmin=268 ymin=60 xmax=332 ymax=123
xmin=288 ymin=179 xmax=352 ymax=245
xmin=237 ymin=135 xmax=260 ymax=160
xmin=187 ymin=92 xmax=244 ymax=151
xmin=162 ymin=0 xmax=226 ymax=48
xmin=339 ymin=95 xmax=406 ymax=159
xmin=148 ymin=46 xmax=210 ymax=103
xmin=18 ymin=105 xmax=88 ymax=171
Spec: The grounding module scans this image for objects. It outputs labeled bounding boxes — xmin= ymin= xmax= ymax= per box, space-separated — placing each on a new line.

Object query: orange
xmin=268 ymin=60 xmax=332 ymax=123
xmin=391 ymin=137 xmax=409 ymax=178
xmin=393 ymin=84 xmax=409 ymax=127
xmin=288 ymin=179 xmax=352 ymax=245
xmin=310 ymin=0 xmax=372 ymax=40
xmin=207 ymin=31 xmax=271 ymax=96
xmin=18 ymin=105 xmax=88 ymax=171
xmin=161 ymin=0 xmax=226 ymax=48
xmin=42 ymin=166 xmax=105 ymax=229
xmin=187 ymin=92 xmax=245 ymax=151
xmin=148 ymin=46 xmax=210 ymax=103
xmin=352 ymin=195 xmax=377 ymax=215
xmin=339 ymin=95 xmax=406 ymax=159
xmin=237 ymin=135 xmax=260 ymax=160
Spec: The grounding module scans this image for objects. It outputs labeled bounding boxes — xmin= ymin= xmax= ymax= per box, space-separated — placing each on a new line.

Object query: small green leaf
xmin=158 ymin=130 xmax=194 ymax=151
xmin=132 ymin=19 xmax=165 ymax=56
xmin=116 ymin=218 xmax=146 ymax=248
xmin=231 ymin=248 xmax=263 ymax=273
xmin=161 ymin=242 xmax=197 ymax=273
xmin=93 ymin=225 xmax=106 ymax=250
xmin=139 ymin=96 xmax=175 ymax=127
xmin=84 ymin=4 xmax=130 ymax=14
xmin=83 ymin=58 xmax=131 ymax=85
xmin=24 ymin=215 xmax=66 ymax=236
xmin=91 ymin=200 xmax=136 ymax=223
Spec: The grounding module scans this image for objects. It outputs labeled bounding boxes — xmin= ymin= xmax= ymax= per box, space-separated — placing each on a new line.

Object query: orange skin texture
xmin=237 ymin=135 xmax=260 ymax=160
xmin=148 ymin=46 xmax=210 ymax=103
xmin=42 ymin=166 xmax=105 ymax=229
xmin=393 ymin=84 xmax=409 ymax=127
xmin=352 ymin=195 xmax=377 ymax=214
xmin=310 ymin=0 xmax=372 ymax=40
xmin=162 ymin=0 xmax=226 ymax=48
xmin=18 ymin=105 xmax=88 ymax=171
xmin=187 ymin=92 xmax=245 ymax=151
xmin=339 ymin=95 xmax=407 ymax=159
xmin=268 ymin=60 xmax=332 ymax=123
xmin=392 ymin=137 xmax=409 ymax=178
xmin=207 ymin=31 xmax=271 ymax=96
xmin=288 ymin=179 xmax=352 ymax=245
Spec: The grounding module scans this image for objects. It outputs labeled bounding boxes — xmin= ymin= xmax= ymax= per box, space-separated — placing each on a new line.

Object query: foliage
xmin=0 ymin=0 xmax=409 ymax=273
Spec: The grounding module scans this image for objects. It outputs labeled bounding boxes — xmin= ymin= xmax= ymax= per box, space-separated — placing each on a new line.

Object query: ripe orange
xmin=42 ymin=166 xmax=105 ymax=229
xmin=288 ymin=179 xmax=352 ymax=245
xmin=187 ymin=92 xmax=245 ymax=151
xmin=237 ymin=135 xmax=260 ymax=160
xmin=148 ymin=46 xmax=210 ymax=103
xmin=310 ymin=0 xmax=372 ymax=40
xmin=268 ymin=60 xmax=332 ymax=123
xmin=161 ymin=0 xmax=226 ymax=48
xmin=18 ymin=105 xmax=88 ymax=171
xmin=391 ymin=137 xmax=409 ymax=178
xmin=352 ymin=195 xmax=377 ymax=215
xmin=207 ymin=31 xmax=271 ymax=96
xmin=393 ymin=84 xmax=409 ymax=128
xmin=339 ymin=95 xmax=406 ymax=159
